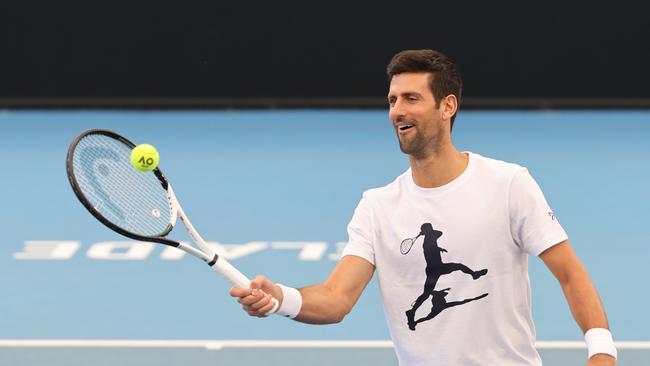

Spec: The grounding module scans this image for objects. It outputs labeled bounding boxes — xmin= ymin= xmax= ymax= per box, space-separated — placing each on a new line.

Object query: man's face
xmin=387 ymin=72 xmax=446 ymax=158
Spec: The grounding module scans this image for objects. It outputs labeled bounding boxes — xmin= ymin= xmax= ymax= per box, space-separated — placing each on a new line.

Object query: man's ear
xmin=440 ymin=94 xmax=458 ymax=121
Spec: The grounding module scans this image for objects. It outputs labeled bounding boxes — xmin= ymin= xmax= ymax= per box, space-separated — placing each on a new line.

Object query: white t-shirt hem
xmin=341 ymin=246 xmax=375 ymax=266
xmin=531 ymin=234 xmax=569 ymax=256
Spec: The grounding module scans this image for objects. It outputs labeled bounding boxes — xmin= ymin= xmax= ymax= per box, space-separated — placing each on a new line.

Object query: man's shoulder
xmin=471 ymin=152 xmax=526 ymax=178
xmin=360 ymin=169 xmax=409 ymax=201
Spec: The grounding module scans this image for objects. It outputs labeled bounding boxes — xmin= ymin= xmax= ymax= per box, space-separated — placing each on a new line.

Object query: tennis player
xmin=230 ymin=49 xmax=617 ymax=366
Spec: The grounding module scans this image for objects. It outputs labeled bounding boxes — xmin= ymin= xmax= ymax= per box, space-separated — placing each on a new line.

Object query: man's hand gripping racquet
xmin=66 ymin=129 xmax=279 ymax=313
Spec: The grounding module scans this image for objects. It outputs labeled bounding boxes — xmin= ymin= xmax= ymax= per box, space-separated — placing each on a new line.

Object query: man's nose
xmin=390 ymin=99 xmax=408 ymax=122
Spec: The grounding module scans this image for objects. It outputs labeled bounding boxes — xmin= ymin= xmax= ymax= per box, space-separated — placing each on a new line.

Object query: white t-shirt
xmin=342 ymin=152 xmax=568 ymax=366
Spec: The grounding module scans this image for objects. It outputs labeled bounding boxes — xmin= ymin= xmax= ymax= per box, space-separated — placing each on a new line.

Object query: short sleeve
xmin=341 ymin=196 xmax=376 ymax=265
xmin=509 ymin=169 xmax=568 ymax=256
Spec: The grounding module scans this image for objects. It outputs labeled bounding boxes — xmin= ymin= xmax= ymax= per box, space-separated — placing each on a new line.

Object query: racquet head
xmin=66 ymin=129 xmax=176 ymax=241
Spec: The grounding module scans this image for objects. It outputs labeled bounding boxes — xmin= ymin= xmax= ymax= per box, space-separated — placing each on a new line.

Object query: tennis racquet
xmin=400 ymin=234 xmax=421 ymax=255
xmin=66 ymin=128 xmax=278 ymax=312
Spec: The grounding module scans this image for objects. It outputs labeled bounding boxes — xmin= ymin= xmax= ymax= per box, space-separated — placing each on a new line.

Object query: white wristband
xmin=585 ymin=328 xmax=617 ymax=360
xmin=275 ymin=283 xmax=302 ymax=318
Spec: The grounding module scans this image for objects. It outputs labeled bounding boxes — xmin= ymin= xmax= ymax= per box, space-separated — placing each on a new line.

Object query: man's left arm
xmin=539 ymin=240 xmax=616 ymax=366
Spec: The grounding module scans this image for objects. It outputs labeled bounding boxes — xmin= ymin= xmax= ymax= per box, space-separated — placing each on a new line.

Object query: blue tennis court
xmin=0 ymin=110 xmax=648 ymax=365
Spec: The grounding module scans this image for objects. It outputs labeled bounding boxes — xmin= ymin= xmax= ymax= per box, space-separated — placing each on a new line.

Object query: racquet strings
xmin=71 ymin=133 xmax=172 ymax=237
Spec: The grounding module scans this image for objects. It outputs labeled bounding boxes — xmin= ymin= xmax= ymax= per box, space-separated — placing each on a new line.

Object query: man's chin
xmin=400 ymin=145 xmax=418 ymax=156
xmin=399 ymin=142 xmax=428 ymax=159
xmin=398 ymin=141 xmax=409 ymax=154
xmin=397 ymin=133 xmax=424 ymax=155
xmin=398 ymin=139 xmax=417 ymax=154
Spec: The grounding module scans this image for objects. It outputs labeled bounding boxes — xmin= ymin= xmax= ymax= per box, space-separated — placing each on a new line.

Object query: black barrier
xmin=1 ymin=0 xmax=649 ymax=109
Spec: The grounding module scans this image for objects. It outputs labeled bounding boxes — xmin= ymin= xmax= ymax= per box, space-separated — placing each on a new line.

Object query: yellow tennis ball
xmin=130 ymin=144 xmax=160 ymax=172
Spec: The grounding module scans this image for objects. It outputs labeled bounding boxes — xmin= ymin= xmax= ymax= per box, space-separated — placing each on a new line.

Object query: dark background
xmin=1 ymin=0 xmax=649 ymax=108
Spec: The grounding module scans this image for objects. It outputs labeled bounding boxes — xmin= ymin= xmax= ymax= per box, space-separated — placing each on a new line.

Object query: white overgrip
xmin=212 ymin=258 xmax=280 ymax=314
xmin=211 ymin=256 xmax=250 ymax=288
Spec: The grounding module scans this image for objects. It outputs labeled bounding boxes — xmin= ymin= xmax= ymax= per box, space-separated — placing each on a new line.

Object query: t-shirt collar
xmin=405 ymin=151 xmax=476 ymax=196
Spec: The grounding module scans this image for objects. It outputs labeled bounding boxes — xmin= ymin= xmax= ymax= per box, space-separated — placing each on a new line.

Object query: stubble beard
xmin=398 ymin=129 xmax=428 ymax=159
xmin=397 ymin=125 xmax=443 ymax=160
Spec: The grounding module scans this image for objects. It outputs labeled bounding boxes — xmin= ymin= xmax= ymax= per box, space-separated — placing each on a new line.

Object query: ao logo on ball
xmin=130 ymin=144 xmax=160 ymax=172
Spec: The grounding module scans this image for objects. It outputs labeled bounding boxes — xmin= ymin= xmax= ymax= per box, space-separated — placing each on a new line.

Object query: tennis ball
xmin=130 ymin=144 xmax=160 ymax=172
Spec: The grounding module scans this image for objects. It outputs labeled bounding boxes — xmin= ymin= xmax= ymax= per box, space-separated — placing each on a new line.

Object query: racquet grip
xmin=211 ymin=257 xmax=280 ymax=315
xmin=211 ymin=257 xmax=250 ymax=288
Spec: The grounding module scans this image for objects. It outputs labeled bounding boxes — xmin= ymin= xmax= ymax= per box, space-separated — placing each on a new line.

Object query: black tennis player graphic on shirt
xmin=404 ymin=223 xmax=489 ymax=330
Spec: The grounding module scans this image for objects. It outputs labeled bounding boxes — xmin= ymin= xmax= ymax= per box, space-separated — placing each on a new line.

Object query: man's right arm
xmin=229 ymin=255 xmax=375 ymax=324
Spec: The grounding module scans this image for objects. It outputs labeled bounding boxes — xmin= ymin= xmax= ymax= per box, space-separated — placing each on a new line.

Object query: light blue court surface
xmin=0 ymin=110 xmax=648 ymax=365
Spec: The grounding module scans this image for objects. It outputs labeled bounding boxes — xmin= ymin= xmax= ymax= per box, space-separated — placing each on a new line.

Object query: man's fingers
xmin=238 ymin=292 xmax=265 ymax=306
xmin=246 ymin=301 xmax=275 ymax=318
xmin=237 ymin=288 xmax=275 ymax=306
xmin=257 ymin=299 xmax=277 ymax=315
xmin=249 ymin=294 xmax=272 ymax=311
xmin=250 ymin=275 xmax=270 ymax=291
xmin=229 ymin=287 xmax=251 ymax=297
xmin=232 ymin=275 xmax=277 ymax=318
xmin=241 ymin=294 xmax=272 ymax=311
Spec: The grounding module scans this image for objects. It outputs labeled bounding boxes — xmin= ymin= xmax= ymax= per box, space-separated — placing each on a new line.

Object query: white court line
xmin=536 ymin=341 xmax=650 ymax=349
xmin=0 ymin=340 xmax=648 ymax=350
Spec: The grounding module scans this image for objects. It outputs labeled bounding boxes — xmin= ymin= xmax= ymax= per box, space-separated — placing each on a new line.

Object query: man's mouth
xmin=398 ymin=124 xmax=414 ymax=131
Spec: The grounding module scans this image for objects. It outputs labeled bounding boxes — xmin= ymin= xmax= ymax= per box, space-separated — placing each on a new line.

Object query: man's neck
xmin=409 ymin=146 xmax=468 ymax=188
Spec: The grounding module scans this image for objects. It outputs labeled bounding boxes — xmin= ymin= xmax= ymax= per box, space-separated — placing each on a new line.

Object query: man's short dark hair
xmin=387 ymin=49 xmax=463 ymax=131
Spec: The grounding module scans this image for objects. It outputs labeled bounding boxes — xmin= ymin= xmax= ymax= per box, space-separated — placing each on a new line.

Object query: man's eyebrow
xmin=387 ymin=92 xmax=422 ymax=99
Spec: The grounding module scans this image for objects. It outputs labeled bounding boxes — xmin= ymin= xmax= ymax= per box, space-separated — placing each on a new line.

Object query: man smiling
xmin=230 ymin=49 xmax=617 ymax=366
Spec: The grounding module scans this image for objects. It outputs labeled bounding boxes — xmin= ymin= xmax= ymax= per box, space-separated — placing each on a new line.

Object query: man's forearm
xmin=232 ymin=256 xmax=373 ymax=324
xmin=290 ymin=255 xmax=374 ymax=324
xmin=559 ymin=263 xmax=609 ymax=332
xmin=540 ymin=242 xmax=616 ymax=363
xmin=541 ymin=242 xmax=610 ymax=332
xmin=293 ymin=284 xmax=354 ymax=324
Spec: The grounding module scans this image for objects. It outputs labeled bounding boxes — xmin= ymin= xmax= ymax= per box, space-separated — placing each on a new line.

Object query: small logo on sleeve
xmin=548 ymin=212 xmax=556 ymax=221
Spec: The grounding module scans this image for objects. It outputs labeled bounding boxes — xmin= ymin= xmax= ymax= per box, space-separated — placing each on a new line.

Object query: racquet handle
xmin=211 ymin=257 xmax=250 ymax=287
xmin=211 ymin=257 xmax=280 ymax=314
